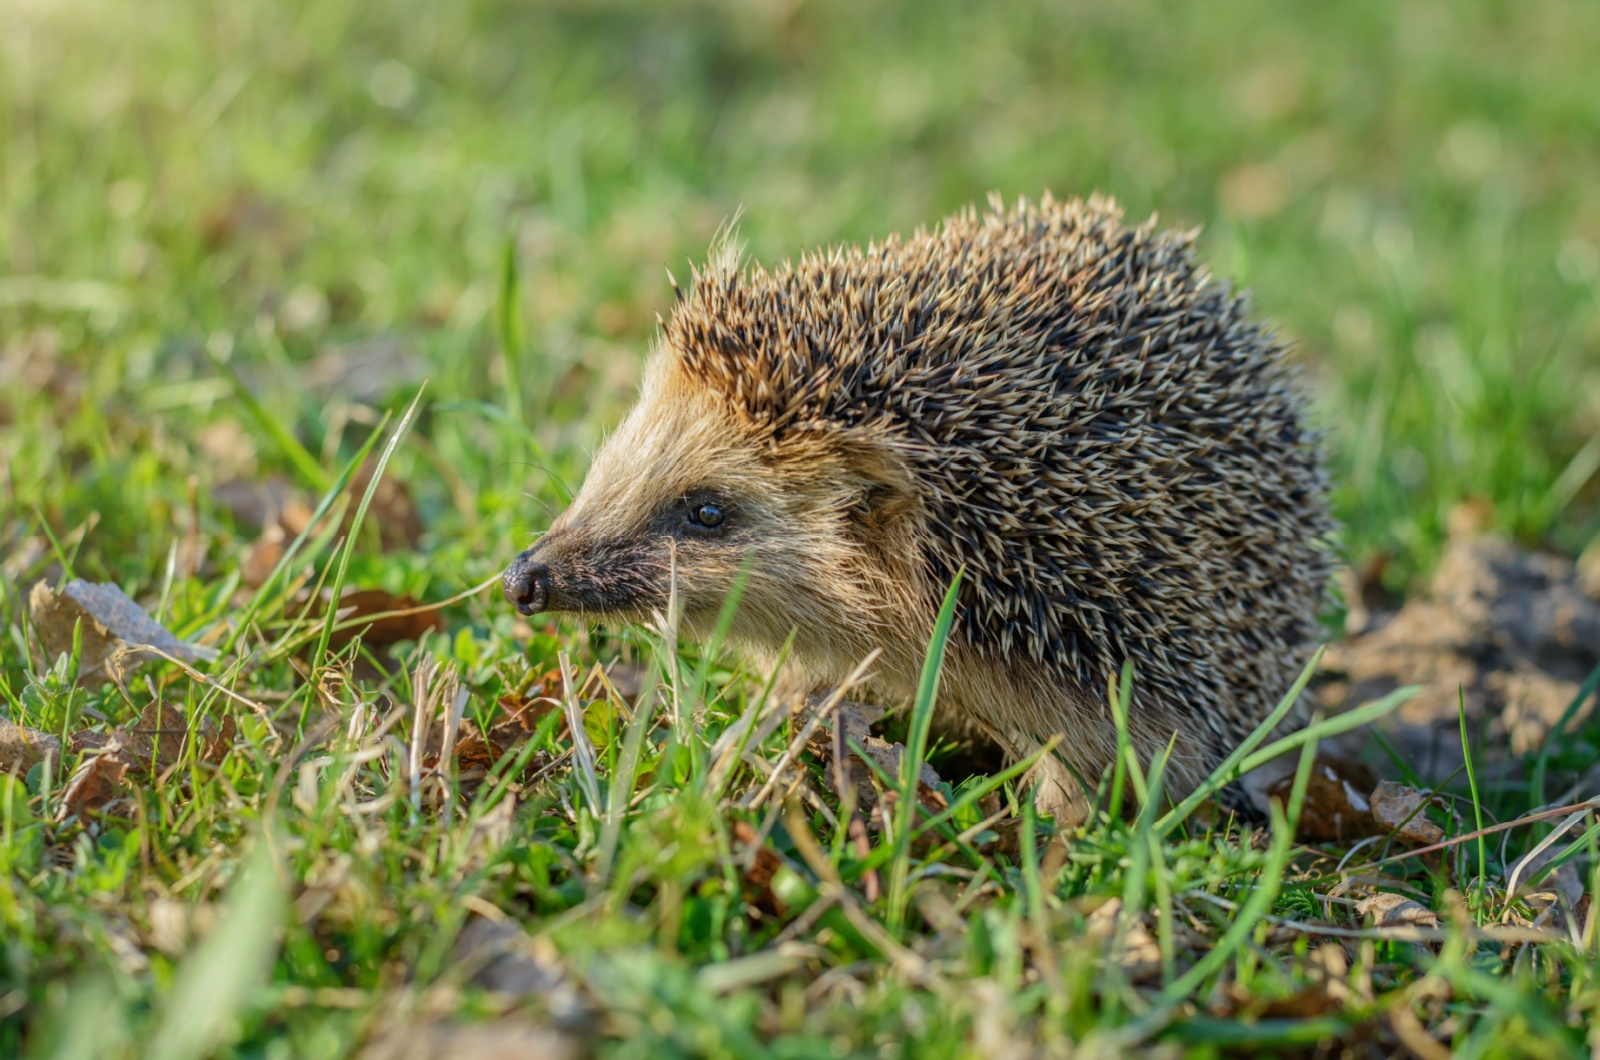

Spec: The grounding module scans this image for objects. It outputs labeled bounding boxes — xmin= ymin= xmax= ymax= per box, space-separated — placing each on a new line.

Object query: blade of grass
xmin=498 ymin=235 xmax=524 ymax=426
xmin=308 ymin=386 xmax=426 ymax=680
xmin=887 ymin=569 xmax=962 ymax=934
xmin=691 ymin=557 xmax=754 ymax=699
xmin=218 ymin=417 xmax=389 ymax=659
xmin=1458 ymin=686 xmax=1488 ymax=908
xmin=32 ymin=507 xmax=77 ymax=584
xmin=1153 ymin=647 xmax=1324 ymax=835
xmin=147 ymin=839 xmax=285 ymax=1060
xmin=1530 ymin=660 xmax=1600 ymax=807
xmin=1107 ymin=661 xmax=1135 ymax=819
xmin=598 ymin=681 xmax=658 ymax=885
xmin=707 ymin=629 xmax=796 ymax=803
xmin=1155 ymin=717 xmax=1321 ymax=1006
xmin=1234 ymin=687 xmax=1417 ymax=775
xmin=1113 ymin=735 xmax=1174 ymax=1007
xmin=1157 ymin=679 xmax=1417 ymax=836
xmin=205 ymin=344 xmax=330 ymax=493
xmin=559 ymin=649 xmax=602 ymax=818
xmin=1020 ymin=799 xmax=1045 ymax=931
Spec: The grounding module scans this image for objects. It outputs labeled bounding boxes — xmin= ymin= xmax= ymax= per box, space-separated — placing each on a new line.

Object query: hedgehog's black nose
xmin=502 ymin=550 xmax=551 ymax=616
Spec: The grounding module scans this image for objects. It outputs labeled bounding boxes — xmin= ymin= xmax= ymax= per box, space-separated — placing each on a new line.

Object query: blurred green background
xmin=3 ymin=0 xmax=1599 ymax=594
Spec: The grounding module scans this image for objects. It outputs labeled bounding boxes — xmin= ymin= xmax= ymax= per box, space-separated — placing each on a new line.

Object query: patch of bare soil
xmin=1319 ymin=518 xmax=1600 ymax=787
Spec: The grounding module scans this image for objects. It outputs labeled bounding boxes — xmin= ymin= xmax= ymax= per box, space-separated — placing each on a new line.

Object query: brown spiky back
xmin=664 ymin=194 xmax=1334 ymax=747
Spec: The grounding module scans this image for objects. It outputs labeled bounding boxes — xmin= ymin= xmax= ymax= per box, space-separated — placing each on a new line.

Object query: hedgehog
xmin=502 ymin=193 xmax=1334 ymax=821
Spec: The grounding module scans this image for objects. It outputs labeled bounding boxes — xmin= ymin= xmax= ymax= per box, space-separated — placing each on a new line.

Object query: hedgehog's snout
xmin=501 ymin=549 xmax=551 ymax=616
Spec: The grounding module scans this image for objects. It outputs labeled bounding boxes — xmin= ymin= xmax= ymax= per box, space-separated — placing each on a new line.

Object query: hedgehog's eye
xmin=686 ymin=502 xmax=727 ymax=530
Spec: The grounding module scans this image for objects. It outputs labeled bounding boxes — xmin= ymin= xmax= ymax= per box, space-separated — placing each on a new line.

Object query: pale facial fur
xmin=512 ymin=353 xmax=931 ymax=688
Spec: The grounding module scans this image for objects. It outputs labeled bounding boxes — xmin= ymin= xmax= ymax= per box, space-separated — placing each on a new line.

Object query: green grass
xmin=3 ymin=0 xmax=1600 ymax=1055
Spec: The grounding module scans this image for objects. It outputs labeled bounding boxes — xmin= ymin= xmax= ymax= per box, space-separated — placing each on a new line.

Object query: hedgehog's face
xmin=502 ymin=356 xmax=922 ymax=665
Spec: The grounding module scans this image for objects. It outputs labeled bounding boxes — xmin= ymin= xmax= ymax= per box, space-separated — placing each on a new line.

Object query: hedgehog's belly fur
xmin=765 ymin=625 xmax=1214 ymax=821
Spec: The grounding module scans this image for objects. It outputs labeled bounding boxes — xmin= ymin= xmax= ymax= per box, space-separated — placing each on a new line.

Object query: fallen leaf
xmin=198 ymin=190 xmax=288 ymax=252
xmin=1215 ymin=981 xmax=1342 ymax=1020
xmin=1211 ymin=943 xmax=1352 ymax=1018
xmin=1272 ymin=754 xmax=1379 ymax=841
xmin=0 ymin=720 xmax=61 ymax=776
xmin=732 ymin=819 xmax=788 ymax=917
xmin=290 ymin=589 xmax=444 ymax=650
xmin=347 ymin=460 xmax=425 ymax=552
xmin=1355 ymin=892 xmax=1440 ymax=930
xmin=68 ymin=702 xmax=234 ymax=785
xmin=201 ymin=714 xmax=238 ymax=763
xmin=1370 ymin=780 xmax=1448 ymax=846
xmin=30 ymin=579 xmax=219 ymax=682
xmin=57 ymin=745 xmax=132 ymax=820
xmin=70 ymin=704 xmax=176 ymax=775
xmin=241 ymin=523 xmax=287 ymax=589
xmin=448 ymin=690 xmax=561 ymax=801
xmin=801 ymin=699 xmax=946 ymax=820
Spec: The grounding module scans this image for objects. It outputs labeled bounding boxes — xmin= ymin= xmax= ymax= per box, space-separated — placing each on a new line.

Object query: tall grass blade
xmin=1157 ymin=721 xmax=1320 ymax=1004
xmin=888 ymin=569 xmax=963 ymax=931
xmin=498 ymin=235 xmax=525 ymax=426
xmin=1154 ymin=646 xmax=1325 ymax=834
xmin=147 ymin=840 xmax=285 ymax=1060
xmin=1458 ymin=686 xmax=1488 ymax=906
xmin=220 ymin=417 xmax=389 ymax=658
xmin=206 ymin=345 xmax=330 ymax=493
xmin=1530 ymin=660 xmax=1600 ymax=806
xmin=309 ymin=386 xmax=426 ymax=678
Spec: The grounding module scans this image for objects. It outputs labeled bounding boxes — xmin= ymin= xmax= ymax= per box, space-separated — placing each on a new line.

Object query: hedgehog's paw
xmin=1028 ymin=757 xmax=1095 ymax=828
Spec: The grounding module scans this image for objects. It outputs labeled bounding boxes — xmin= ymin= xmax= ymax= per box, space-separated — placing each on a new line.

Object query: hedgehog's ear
xmin=835 ymin=438 xmax=919 ymax=541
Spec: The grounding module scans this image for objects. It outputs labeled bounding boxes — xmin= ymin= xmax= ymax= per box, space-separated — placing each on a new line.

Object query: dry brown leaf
xmin=57 ymin=745 xmax=132 ymax=820
xmin=1213 ymin=944 xmax=1351 ymax=1020
xmin=218 ymin=458 xmax=423 ymax=567
xmin=0 ymin=720 xmax=61 ymax=777
xmin=241 ymin=523 xmax=287 ymax=589
xmin=445 ymin=690 xmax=560 ymax=801
xmin=1370 ymin=780 xmax=1448 ymax=846
xmin=1272 ymin=754 xmax=1380 ymax=841
xmin=30 ymin=579 xmax=218 ymax=682
xmin=201 ymin=714 xmax=238 ymax=763
xmin=732 ymin=819 xmax=788 ymax=917
xmin=69 ymin=702 xmax=235 ymax=784
xmin=802 ymin=699 xmax=946 ymax=819
xmin=1355 ymin=892 xmax=1440 ymax=929
xmin=1216 ymin=981 xmax=1343 ymax=1020
xmin=290 ymin=589 xmax=444 ymax=651
xmin=198 ymin=190 xmax=290 ymax=252
xmin=347 ymin=461 xmax=425 ymax=552
xmin=109 ymin=701 xmax=202 ymax=776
